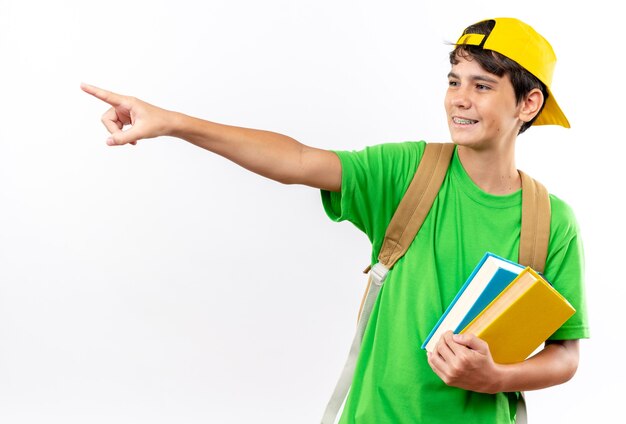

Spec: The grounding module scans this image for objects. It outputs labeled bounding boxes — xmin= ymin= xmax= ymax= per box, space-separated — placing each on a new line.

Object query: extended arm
xmin=427 ymin=331 xmax=579 ymax=393
xmin=81 ymin=83 xmax=341 ymax=192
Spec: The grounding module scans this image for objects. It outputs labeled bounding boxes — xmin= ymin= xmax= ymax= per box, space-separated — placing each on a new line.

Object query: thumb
xmin=107 ymin=128 xmax=140 ymax=146
xmin=453 ymin=332 xmax=489 ymax=353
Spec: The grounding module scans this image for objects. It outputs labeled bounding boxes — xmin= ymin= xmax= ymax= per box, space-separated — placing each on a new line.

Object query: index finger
xmin=80 ymin=82 xmax=124 ymax=107
xmin=453 ymin=332 xmax=489 ymax=353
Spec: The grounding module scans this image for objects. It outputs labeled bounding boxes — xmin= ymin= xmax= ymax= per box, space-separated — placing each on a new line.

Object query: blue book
xmin=421 ymin=252 xmax=525 ymax=352
xmin=452 ymin=267 xmax=519 ymax=333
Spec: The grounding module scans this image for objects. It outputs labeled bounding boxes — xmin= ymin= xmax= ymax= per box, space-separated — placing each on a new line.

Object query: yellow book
xmin=460 ymin=267 xmax=575 ymax=364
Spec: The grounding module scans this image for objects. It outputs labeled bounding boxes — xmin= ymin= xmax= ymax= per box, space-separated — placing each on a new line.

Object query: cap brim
xmin=533 ymin=87 xmax=570 ymax=128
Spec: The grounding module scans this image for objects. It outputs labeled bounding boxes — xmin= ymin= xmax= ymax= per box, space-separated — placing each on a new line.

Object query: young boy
xmin=82 ymin=17 xmax=588 ymax=424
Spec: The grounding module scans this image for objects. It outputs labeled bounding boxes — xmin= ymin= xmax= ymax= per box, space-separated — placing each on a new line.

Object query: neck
xmin=456 ymin=144 xmax=520 ymax=195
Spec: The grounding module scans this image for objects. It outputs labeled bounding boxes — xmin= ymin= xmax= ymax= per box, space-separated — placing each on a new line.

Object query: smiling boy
xmin=83 ymin=17 xmax=588 ymax=424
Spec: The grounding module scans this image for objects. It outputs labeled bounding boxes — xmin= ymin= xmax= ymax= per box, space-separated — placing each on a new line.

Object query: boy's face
xmin=444 ymin=54 xmax=524 ymax=149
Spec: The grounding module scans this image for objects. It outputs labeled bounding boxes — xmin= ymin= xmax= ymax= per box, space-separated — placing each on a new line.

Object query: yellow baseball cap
xmin=456 ymin=17 xmax=570 ymax=128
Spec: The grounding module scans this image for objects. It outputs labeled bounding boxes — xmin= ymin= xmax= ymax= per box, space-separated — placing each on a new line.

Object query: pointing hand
xmin=81 ymin=83 xmax=173 ymax=146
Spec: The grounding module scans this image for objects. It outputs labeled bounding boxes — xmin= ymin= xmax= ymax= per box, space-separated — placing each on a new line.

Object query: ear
xmin=519 ymin=88 xmax=544 ymax=123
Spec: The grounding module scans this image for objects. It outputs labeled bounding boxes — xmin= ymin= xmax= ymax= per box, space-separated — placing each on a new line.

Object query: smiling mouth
xmin=453 ymin=117 xmax=478 ymax=125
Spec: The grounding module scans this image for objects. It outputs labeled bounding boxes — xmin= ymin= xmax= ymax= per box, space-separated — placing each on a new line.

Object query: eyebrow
xmin=447 ymin=71 xmax=500 ymax=84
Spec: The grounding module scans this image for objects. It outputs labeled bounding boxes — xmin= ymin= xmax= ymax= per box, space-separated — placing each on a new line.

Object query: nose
xmin=448 ymin=85 xmax=472 ymax=109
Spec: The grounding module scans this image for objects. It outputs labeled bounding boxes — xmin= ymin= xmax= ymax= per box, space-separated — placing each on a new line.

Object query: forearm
xmin=168 ymin=113 xmax=340 ymax=190
xmin=494 ymin=340 xmax=579 ymax=392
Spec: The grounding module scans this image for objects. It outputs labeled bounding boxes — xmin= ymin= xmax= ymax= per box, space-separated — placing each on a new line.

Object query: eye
xmin=448 ymin=80 xmax=459 ymax=87
xmin=476 ymin=83 xmax=491 ymax=91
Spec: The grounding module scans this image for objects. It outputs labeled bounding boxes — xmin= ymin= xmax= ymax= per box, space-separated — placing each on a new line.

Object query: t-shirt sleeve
xmin=320 ymin=141 xmax=426 ymax=256
xmin=544 ymin=197 xmax=590 ymax=340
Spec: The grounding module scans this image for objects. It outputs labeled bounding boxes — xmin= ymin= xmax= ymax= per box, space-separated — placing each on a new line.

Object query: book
xmin=460 ymin=267 xmax=576 ymax=364
xmin=421 ymin=252 xmax=524 ymax=352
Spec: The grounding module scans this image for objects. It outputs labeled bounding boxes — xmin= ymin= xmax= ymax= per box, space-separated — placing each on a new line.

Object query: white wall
xmin=0 ymin=1 xmax=620 ymax=422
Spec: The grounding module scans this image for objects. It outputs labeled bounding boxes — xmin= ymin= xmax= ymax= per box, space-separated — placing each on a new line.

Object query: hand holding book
xmin=423 ymin=252 xmax=575 ymax=364
xmin=426 ymin=330 xmax=503 ymax=393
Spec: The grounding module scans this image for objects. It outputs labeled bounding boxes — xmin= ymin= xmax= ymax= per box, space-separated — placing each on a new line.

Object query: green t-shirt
xmin=321 ymin=141 xmax=589 ymax=424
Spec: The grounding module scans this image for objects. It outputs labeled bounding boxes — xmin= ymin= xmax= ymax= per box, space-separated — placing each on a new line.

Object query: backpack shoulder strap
xmin=357 ymin=142 xmax=453 ymax=320
xmin=515 ymin=171 xmax=550 ymax=424
xmin=378 ymin=142 xmax=455 ymax=268
xmin=323 ymin=142 xmax=454 ymax=424
xmin=518 ymin=171 xmax=551 ymax=273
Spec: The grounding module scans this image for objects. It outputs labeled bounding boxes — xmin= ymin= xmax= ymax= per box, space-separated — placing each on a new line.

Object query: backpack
xmin=321 ymin=142 xmax=551 ymax=424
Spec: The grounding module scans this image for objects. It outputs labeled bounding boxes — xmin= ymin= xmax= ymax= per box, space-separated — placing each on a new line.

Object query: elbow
xmin=561 ymin=356 xmax=579 ymax=384
xmin=548 ymin=339 xmax=580 ymax=384
xmin=275 ymin=176 xmax=298 ymax=186
xmin=565 ymin=352 xmax=580 ymax=382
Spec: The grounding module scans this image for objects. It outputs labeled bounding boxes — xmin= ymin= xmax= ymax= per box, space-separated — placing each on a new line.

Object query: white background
xmin=0 ymin=1 xmax=621 ymax=422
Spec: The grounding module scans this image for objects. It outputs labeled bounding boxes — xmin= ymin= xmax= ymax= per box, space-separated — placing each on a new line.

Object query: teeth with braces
xmin=453 ymin=117 xmax=477 ymax=124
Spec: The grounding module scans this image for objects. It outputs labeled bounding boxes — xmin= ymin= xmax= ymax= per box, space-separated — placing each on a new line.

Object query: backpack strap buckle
xmin=370 ymin=262 xmax=389 ymax=286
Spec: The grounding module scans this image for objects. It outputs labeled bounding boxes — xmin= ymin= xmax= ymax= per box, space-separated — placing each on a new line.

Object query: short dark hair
xmin=450 ymin=20 xmax=549 ymax=134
